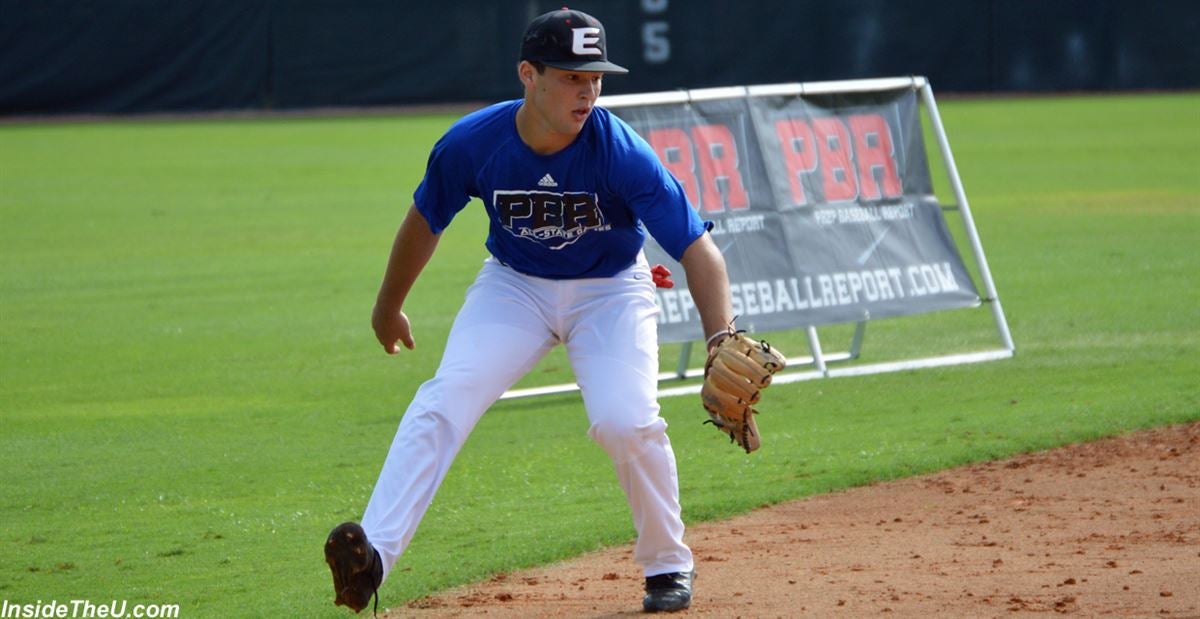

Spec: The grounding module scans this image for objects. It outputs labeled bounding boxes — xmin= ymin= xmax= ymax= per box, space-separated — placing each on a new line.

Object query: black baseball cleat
xmin=325 ymin=522 xmax=383 ymax=615
xmin=642 ymin=570 xmax=694 ymax=613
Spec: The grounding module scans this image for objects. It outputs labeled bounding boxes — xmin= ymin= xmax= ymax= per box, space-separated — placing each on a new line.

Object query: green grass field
xmin=1 ymin=93 xmax=1197 ymax=617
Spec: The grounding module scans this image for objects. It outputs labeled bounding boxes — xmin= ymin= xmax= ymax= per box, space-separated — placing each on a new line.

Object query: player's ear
xmin=517 ymin=61 xmax=534 ymax=87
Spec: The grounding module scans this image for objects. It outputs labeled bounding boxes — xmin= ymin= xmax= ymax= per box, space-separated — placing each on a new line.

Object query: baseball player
xmin=325 ymin=8 xmax=737 ymax=614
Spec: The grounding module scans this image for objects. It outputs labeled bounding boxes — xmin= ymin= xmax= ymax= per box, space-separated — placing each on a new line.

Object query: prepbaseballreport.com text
xmin=1 ymin=600 xmax=180 ymax=619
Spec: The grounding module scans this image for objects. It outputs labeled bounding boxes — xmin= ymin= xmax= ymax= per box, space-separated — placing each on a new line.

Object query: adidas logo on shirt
xmin=537 ymin=173 xmax=558 ymax=187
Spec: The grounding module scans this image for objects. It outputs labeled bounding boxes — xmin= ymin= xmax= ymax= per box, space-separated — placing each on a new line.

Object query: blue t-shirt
xmin=413 ymin=100 xmax=706 ymax=279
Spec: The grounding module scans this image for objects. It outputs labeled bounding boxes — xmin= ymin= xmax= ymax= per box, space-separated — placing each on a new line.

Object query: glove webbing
xmin=702 ymin=413 xmax=758 ymax=451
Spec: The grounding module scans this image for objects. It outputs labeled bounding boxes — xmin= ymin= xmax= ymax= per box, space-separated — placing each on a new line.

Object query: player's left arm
xmin=682 ymin=231 xmax=787 ymax=454
xmin=678 ymin=232 xmax=735 ymax=352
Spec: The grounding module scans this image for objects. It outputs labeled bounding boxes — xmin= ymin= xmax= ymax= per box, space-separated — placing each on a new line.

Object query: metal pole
xmin=805 ymin=326 xmax=829 ymax=377
xmin=918 ymin=83 xmax=1016 ymax=352
xmin=849 ymin=320 xmax=867 ymax=360
xmin=675 ymin=342 xmax=693 ymax=379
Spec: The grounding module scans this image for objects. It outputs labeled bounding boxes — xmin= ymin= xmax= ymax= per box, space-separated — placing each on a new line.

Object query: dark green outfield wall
xmin=3 ymin=0 xmax=1197 ymax=115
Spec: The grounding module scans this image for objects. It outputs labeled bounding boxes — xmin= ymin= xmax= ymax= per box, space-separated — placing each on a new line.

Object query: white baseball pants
xmin=361 ymin=255 xmax=693 ymax=582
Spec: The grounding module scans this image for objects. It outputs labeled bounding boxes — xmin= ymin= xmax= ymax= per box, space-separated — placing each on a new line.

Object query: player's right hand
xmin=371 ymin=303 xmax=414 ymax=353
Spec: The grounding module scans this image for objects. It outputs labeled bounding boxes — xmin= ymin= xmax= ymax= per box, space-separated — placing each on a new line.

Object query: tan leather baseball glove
xmin=701 ymin=330 xmax=787 ymax=453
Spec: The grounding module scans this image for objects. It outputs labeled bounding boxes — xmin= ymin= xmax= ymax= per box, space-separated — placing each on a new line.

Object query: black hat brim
xmin=541 ymin=59 xmax=629 ymax=74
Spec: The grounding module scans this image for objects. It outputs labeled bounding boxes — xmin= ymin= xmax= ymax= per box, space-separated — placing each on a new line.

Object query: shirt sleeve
xmin=412 ymin=132 xmax=475 ymax=235
xmin=616 ymin=132 xmax=709 ymax=261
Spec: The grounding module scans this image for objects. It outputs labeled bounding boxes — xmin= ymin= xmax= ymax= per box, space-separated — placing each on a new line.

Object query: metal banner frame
xmin=501 ymin=76 xmax=1013 ymax=400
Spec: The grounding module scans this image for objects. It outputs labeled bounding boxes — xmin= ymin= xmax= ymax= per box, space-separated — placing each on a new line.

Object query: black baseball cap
xmin=520 ymin=7 xmax=629 ymax=74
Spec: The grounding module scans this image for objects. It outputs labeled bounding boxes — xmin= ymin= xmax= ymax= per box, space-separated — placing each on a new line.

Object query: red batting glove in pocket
xmin=650 ymin=264 xmax=674 ymax=289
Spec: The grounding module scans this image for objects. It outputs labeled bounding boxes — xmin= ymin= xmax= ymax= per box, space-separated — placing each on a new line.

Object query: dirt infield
xmin=393 ymin=422 xmax=1198 ymax=618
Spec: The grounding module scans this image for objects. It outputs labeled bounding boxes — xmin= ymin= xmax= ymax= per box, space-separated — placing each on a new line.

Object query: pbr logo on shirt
xmin=494 ymin=189 xmax=612 ymax=250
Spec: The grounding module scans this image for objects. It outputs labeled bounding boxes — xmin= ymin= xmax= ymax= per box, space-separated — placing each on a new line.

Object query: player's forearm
xmin=678 ymin=233 xmax=735 ymax=348
xmin=376 ymin=205 xmax=441 ymax=310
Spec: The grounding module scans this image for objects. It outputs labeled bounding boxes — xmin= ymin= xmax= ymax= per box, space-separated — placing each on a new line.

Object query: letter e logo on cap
xmin=571 ymin=28 xmax=602 ymax=56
